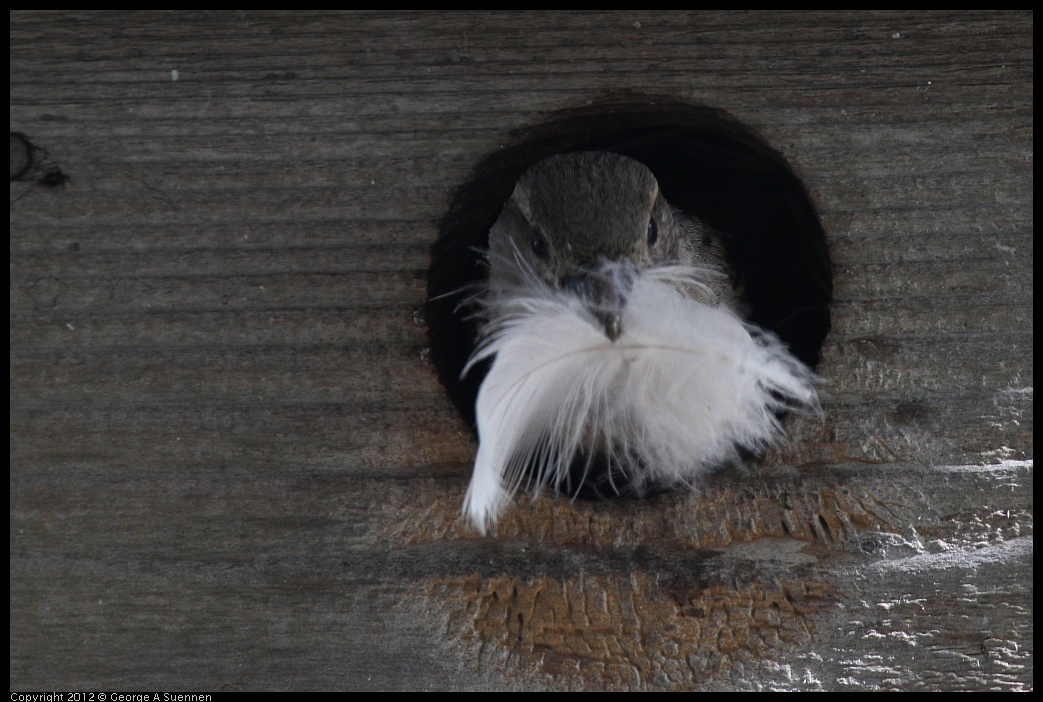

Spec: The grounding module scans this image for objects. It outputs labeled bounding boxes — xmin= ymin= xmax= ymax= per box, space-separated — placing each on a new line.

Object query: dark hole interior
xmin=427 ymin=96 xmax=832 ymax=439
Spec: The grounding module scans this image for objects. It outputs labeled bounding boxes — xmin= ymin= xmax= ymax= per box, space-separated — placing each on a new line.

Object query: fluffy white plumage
xmin=462 ymin=262 xmax=817 ymax=534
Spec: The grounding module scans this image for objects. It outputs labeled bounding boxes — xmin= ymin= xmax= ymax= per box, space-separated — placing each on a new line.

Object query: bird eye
xmin=531 ymin=227 xmax=550 ymax=260
xmin=647 ymin=217 xmax=659 ymax=247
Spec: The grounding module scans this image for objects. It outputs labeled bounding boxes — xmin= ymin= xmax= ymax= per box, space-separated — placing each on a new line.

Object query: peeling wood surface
xmin=10 ymin=11 xmax=1032 ymax=691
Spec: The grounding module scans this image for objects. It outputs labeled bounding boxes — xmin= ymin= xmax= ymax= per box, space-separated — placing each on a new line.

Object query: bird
xmin=462 ymin=151 xmax=818 ymax=534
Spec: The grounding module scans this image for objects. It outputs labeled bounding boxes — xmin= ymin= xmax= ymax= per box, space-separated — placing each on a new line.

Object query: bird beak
xmin=560 ymin=269 xmax=631 ymax=341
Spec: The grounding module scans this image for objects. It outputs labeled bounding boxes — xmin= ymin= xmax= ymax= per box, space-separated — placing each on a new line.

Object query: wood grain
xmin=11 ymin=11 xmax=1031 ymax=691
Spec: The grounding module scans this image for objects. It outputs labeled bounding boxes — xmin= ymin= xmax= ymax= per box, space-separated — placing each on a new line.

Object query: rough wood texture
xmin=11 ymin=11 xmax=1032 ymax=691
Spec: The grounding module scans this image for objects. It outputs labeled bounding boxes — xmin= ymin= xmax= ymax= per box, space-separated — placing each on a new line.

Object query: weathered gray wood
xmin=11 ymin=11 xmax=1031 ymax=691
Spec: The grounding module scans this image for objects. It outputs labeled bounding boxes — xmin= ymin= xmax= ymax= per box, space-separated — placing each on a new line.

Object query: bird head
xmin=488 ymin=152 xmax=690 ymax=341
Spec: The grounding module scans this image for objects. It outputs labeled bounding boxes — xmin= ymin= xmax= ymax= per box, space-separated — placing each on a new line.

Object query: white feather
xmin=462 ymin=264 xmax=818 ymax=534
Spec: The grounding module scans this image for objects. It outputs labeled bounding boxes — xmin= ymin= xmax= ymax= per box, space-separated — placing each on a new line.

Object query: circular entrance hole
xmin=427 ymin=96 xmax=832 ymax=435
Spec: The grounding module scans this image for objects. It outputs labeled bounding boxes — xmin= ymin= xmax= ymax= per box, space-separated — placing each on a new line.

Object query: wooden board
xmin=11 ymin=11 xmax=1032 ymax=691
